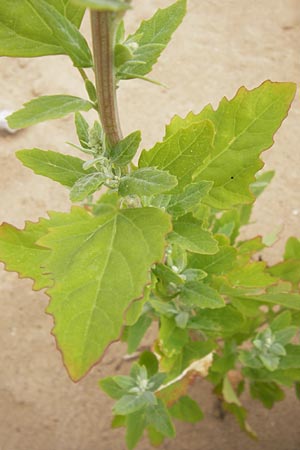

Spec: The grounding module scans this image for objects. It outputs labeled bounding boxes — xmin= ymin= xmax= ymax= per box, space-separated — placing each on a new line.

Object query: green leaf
xmin=284 ymin=237 xmax=300 ymax=259
xmin=118 ymin=0 xmax=186 ymax=79
xmin=146 ymin=399 xmax=175 ymax=438
xmin=71 ymin=0 xmax=129 ymax=11
xmin=138 ymin=351 xmax=159 ymax=377
xmin=188 ymin=242 xmax=237 ymax=276
xmin=268 ymin=238 xmax=300 ymax=289
xmin=17 ymin=149 xmax=94 ymax=187
xmin=8 ymin=95 xmax=92 ymax=129
xmin=167 ymin=181 xmax=213 ymax=217
xmin=70 ymin=173 xmax=105 ymax=201
xmin=99 ymin=377 xmax=128 ymax=400
xmin=249 ymin=293 xmax=300 ymax=311
xmin=0 ymin=0 xmax=85 ymax=58
xmin=169 ymin=396 xmax=204 ymax=423
xmin=222 ymin=375 xmax=241 ymax=406
xmin=227 ymin=262 xmax=277 ymax=288
xmin=168 ymin=214 xmax=218 ymax=254
xmin=180 ymin=281 xmax=225 ymax=309
xmin=75 ymin=112 xmax=90 ymax=148
xmin=139 ymin=120 xmax=215 ymax=193
xmin=223 ymin=402 xmax=257 ymax=438
xmin=110 ymin=131 xmax=141 ymax=166
xmin=114 ymin=392 xmax=156 ymax=416
xmin=125 ymin=315 xmax=152 ymax=354
xmin=38 ymin=207 xmax=171 ymax=380
xmin=250 ymin=381 xmax=285 ymax=409
xmin=189 ymin=305 xmax=245 ymax=337
xmin=278 ymin=345 xmax=300 ymax=369
xmin=0 ymin=219 xmax=51 ymax=290
xmin=119 ymin=168 xmax=178 ymax=197
xmin=166 ymin=81 xmax=296 ymax=208
xmin=159 ymin=316 xmax=188 ymax=357
xmin=271 ymin=311 xmax=292 ymax=332
xmin=126 ymin=410 xmax=147 ymax=450
xmin=24 ymin=0 xmax=92 ymax=67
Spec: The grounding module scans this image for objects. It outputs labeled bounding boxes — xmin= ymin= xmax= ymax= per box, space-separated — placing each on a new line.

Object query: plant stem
xmin=90 ymin=10 xmax=123 ymax=147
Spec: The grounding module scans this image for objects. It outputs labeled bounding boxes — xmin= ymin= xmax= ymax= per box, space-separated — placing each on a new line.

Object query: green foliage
xmin=8 ymin=95 xmax=93 ymax=129
xmin=117 ymin=0 xmax=187 ymax=80
xmin=0 ymin=1 xmax=299 ymax=449
xmin=0 ymin=0 xmax=85 ymax=58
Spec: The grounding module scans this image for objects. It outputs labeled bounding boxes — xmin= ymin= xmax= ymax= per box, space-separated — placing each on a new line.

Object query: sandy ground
xmin=1 ymin=1 xmax=300 ymax=449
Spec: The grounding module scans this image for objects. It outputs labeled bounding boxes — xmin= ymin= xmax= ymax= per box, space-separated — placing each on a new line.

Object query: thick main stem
xmin=90 ymin=10 xmax=122 ymax=147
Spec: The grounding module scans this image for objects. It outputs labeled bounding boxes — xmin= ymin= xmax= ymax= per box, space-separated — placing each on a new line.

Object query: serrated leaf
xmin=0 ymin=219 xmax=51 ymax=290
xmin=139 ymin=120 xmax=215 ymax=193
xmin=0 ymin=0 xmax=84 ymax=58
xmin=180 ymin=281 xmax=225 ymax=309
xmin=166 ymin=81 xmax=296 ymax=208
xmin=38 ymin=207 xmax=171 ymax=380
xmin=227 ymin=262 xmax=277 ymax=288
xmin=168 ymin=214 xmax=218 ymax=255
xmin=169 ymin=396 xmax=203 ymax=423
xmin=167 ymin=181 xmax=213 ymax=217
xmin=17 ymin=149 xmax=94 ymax=187
xmin=8 ymin=95 xmax=92 ymax=129
xmin=110 ymin=131 xmax=141 ymax=166
xmin=70 ymin=173 xmax=105 ymax=201
xmin=118 ymin=0 xmax=186 ymax=79
xmin=0 ymin=207 xmax=88 ymax=290
xmin=119 ymin=168 xmax=178 ymax=197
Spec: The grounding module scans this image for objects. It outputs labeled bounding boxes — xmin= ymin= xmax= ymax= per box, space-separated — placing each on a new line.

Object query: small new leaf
xmin=110 ymin=131 xmax=141 ymax=166
xmin=119 ymin=168 xmax=178 ymax=197
xmin=70 ymin=173 xmax=106 ymax=201
xmin=8 ymin=95 xmax=93 ymax=129
xmin=118 ymin=0 xmax=186 ymax=79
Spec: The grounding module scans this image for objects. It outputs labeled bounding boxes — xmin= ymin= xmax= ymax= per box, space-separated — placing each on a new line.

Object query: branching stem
xmin=90 ymin=10 xmax=123 ymax=147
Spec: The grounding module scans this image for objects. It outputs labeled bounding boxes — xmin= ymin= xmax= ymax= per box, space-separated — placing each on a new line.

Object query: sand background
xmin=0 ymin=1 xmax=300 ymax=449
